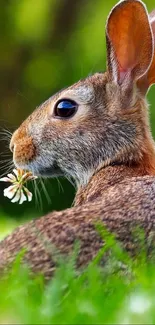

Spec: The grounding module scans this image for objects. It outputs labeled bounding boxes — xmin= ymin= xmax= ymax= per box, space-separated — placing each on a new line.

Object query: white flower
xmin=0 ymin=168 xmax=37 ymax=204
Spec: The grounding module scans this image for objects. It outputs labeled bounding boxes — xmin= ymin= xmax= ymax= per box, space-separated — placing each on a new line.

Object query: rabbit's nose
xmin=9 ymin=126 xmax=36 ymax=166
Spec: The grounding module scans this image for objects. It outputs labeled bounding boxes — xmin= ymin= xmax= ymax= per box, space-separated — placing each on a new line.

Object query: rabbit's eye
xmin=54 ymin=99 xmax=78 ymax=118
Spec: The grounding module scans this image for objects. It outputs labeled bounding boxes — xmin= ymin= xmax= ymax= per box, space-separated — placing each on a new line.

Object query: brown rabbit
xmin=0 ymin=0 xmax=155 ymax=279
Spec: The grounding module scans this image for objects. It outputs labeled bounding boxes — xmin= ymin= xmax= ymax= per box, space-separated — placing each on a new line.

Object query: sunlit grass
xmin=0 ymin=213 xmax=38 ymax=241
xmin=0 ymin=227 xmax=155 ymax=324
xmin=0 ymin=216 xmax=20 ymax=241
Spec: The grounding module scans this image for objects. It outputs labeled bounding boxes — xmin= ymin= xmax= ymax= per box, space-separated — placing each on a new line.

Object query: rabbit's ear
xmin=137 ymin=10 xmax=155 ymax=93
xmin=106 ymin=0 xmax=153 ymax=86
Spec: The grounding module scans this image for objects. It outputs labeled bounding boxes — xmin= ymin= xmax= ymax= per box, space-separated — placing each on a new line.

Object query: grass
xmin=0 ymin=225 xmax=155 ymax=324
xmin=0 ymin=213 xmax=39 ymax=240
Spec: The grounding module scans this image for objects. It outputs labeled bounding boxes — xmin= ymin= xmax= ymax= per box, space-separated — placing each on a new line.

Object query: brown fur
xmin=0 ymin=167 xmax=155 ymax=279
xmin=10 ymin=126 xmax=36 ymax=165
xmin=0 ymin=0 xmax=155 ymax=278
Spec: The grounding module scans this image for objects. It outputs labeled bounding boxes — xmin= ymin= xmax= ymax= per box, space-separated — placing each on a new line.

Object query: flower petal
xmin=27 ymin=191 xmax=32 ymax=202
xmin=12 ymin=169 xmax=21 ymax=181
xmin=13 ymin=169 xmax=18 ymax=177
xmin=4 ymin=185 xmax=18 ymax=199
xmin=0 ymin=177 xmax=12 ymax=182
xmin=7 ymin=173 xmax=17 ymax=181
xmin=11 ymin=189 xmax=21 ymax=203
xmin=29 ymin=175 xmax=38 ymax=181
xmin=20 ymin=172 xmax=30 ymax=182
xmin=21 ymin=172 xmax=38 ymax=183
xmin=1 ymin=168 xmax=36 ymax=203
xmin=24 ymin=187 xmax=33 ymax=202
xmin=19 ymin=190 xmax=27 ymax=204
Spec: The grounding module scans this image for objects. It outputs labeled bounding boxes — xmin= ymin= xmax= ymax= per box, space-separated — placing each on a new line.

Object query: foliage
xmin=0 ymin=0 xmax=155 ymax=219
xmin=0 ymin=234 xmax=155 ymax=324
xmin=0 ymin=1 xmax=155 ymax=322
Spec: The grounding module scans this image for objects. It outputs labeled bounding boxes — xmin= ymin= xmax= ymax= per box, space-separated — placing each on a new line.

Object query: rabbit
xmin=0 ymin=0 xmax=155 ymax=279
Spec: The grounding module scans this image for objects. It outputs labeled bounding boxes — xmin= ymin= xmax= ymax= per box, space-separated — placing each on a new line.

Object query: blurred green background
xmin=0 ymin=0 xmax=155 ymax=237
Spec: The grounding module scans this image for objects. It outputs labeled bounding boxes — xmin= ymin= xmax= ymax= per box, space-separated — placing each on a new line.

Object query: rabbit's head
xmin=10 ymin=0 xmax=155 ymax=186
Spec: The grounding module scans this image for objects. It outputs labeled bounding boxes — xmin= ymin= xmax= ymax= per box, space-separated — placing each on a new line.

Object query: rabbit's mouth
xmin=32 ymin=162 xmax=63 ymax=178
xmin=10 ymin=130 xmax=63 ymax=178
xmin=13 ymin=158 xmax=64 ymax=178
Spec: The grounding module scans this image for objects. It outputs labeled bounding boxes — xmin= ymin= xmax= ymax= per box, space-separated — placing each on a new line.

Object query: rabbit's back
xmin=1 ymin=0 xmax=155 ymax=279
xmin=0 ymin=173 xmax=155 ymax=279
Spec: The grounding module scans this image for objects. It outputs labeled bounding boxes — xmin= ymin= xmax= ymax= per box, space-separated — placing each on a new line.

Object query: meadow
xmin=0 ymin=0 xmax=155 ymax=323
xmin=0 ymin=230 xmax=155 ymax=324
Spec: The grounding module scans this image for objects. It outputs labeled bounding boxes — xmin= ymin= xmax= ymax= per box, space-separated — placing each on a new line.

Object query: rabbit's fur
xmin=1 ymin=0 xmax=155 ymax=278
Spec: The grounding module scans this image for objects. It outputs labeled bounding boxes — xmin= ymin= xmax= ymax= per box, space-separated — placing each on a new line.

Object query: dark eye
xmin=54 ymin=99 xmax=78 ymax=118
